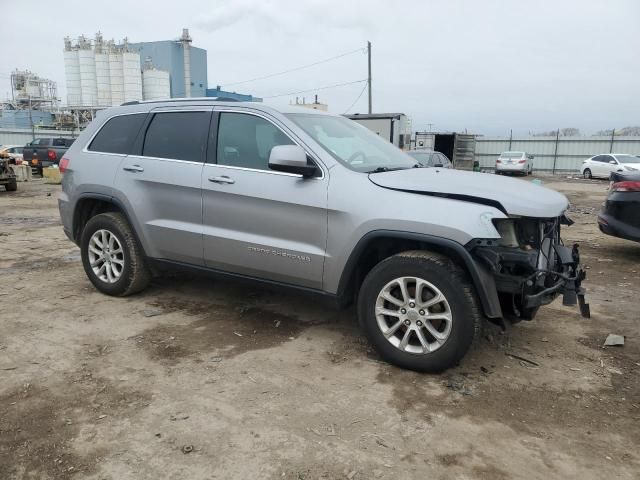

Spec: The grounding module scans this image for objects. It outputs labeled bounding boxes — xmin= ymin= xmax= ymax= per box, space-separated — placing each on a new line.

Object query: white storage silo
xmin=78 ymin=47 xmax=98 ymax=106
xmin=142 ymin=68 xmax=170 ymax=101
xmin=95 ymin=52 xmax=112 ymax=106
xmin=122 ymin=51 xmax=143 ymax=103
xmin=64 ymin=48 xmax=81 ymax=106
xmin=108 ymin=50 xmax=124 ymax=106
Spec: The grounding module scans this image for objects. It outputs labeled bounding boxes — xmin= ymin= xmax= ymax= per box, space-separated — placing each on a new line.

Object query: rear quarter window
xmin=88 ymin=113 xmax=148 ymax=154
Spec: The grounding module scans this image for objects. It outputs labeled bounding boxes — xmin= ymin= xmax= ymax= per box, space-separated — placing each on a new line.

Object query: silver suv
xmin=58 ymin=99 xmax=589 ymax=372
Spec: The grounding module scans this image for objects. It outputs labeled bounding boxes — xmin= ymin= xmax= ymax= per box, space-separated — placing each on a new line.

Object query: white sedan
xmin=580 ymin=153 xmax=640 ymax=179
xmin=495 ymin=151 xmax=534 ymax=175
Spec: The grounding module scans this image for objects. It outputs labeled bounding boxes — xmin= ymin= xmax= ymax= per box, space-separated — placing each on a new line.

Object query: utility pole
xmin=28 ymin=95 xmax=35 ymax=141
xmin=367 ymin=41 xmax=372 ymax=114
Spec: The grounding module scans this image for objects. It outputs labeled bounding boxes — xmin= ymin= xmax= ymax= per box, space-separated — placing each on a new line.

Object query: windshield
xmin=286 ymin=113 xmax=417 ymax=172
xmin=500 ymin=152 xmax=524 ymax=159
xmin=615 ymin=154 xmax=640 ymax=164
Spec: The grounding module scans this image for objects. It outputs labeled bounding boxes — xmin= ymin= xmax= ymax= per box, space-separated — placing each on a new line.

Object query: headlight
xmin=624 ymin=165 xmax=637 ymax=171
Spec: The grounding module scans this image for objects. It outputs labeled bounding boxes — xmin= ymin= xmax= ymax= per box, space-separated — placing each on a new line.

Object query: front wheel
xmin=583 ymin=168 xmax=592 ymax=179
xmin=80 ymin=212 xmax=150 ymax=296
xmin=5 ymin=178 xmax=17 ymax=191
xmin=357 ymin=251 xmax=481 ymax=372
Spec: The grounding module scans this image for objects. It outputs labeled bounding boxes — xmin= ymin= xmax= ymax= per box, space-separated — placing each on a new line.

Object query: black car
xmin=598 ymin=171 xmax=640 ymax=242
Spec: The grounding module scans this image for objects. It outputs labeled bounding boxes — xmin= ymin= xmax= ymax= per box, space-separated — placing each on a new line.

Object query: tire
xmin=80 ymin=212 xmax=150 ymax=296
xmin=583 ymin=169 xmax=592 ymax=179
xmin=5 ymin=179 xmax=17 ymax=191
xmin=357 ymin=251 xmax=482 ymax=372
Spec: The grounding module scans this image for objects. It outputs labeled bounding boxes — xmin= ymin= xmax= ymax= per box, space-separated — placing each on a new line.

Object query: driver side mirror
xmin=609 ymin=160 xmax=616 ymax=165
xmin=269 ymin=145 xmax=318 ymax=177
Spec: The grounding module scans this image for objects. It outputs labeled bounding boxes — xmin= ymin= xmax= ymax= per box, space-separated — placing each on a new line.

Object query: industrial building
xmin=129 ymin=29 xmax=207 ymax=99
xmin=63 ymin=33 xmax=170 ymax=107
xmin=62 ymin=29 xmax=260 ymax=108
xmin=345 ymin=113 xmax=412 ymax=150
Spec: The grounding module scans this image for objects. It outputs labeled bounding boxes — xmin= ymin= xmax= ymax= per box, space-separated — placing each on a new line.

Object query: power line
xmin=221 ymin=47 xmax=366 ymax=88
xmin=343 ymin=82 xmax=368 ymax=114
xmin=262 ymin=79 xmax=367 ymax=99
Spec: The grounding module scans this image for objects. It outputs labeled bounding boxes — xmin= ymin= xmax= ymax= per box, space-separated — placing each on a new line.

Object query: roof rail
xmin=121 ymin=97 xmax=241 ymax=107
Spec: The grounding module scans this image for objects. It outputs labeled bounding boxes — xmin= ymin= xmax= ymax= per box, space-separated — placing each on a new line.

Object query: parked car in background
xmin=597 ymin=170 xmax=640 ymax=243
xmin=495 ymin=151 xmax=533 ymax=175
xmin=581 ymin=153 xmax=640 ymax=179
xmin=0 ymin=145 xmax=24 ymax=164
xmin=58 ymin=99 xmax=589 ymax=372
xmin=406 ymin=150 xmax=453 ymax=168
xmin=22 ymin=137 xmax=75 ymax=175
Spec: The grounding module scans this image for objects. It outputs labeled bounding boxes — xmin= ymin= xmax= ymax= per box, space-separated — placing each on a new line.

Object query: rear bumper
xmin=496 ymin=164 xmax=527 ymax=172
xmin=598 ymin=213 xmax=640 ymax=243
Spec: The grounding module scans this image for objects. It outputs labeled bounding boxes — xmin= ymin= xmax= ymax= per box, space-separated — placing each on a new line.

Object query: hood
xmin=369 ymin=168 xmax=569 ymax=218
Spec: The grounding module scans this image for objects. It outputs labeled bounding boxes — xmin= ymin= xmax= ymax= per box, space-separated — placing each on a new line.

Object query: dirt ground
xmin=1 ymin=176 xmax=638 ymax=480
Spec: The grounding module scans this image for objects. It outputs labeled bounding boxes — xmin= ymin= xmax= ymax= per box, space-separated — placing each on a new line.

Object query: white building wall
xmin=108 ymin=52 xmax=124 ymax=106
xmin=95 ymin=52 xmax=112 ymax=106
xmin=122 ymin=52 xmax=143 ymax=103
xmin=142 ymin=69 xmax=170 ymax=101
xmin=78 ymin=49 xmax=98 ymax=106
xmin=64 ymin=50 xmax=81 ymax=106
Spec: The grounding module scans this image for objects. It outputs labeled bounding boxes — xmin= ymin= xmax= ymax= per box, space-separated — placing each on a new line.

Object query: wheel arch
xmin=72 ymin=194 xmax=147 ymax=257
xmin=336 ymin=230 xmax=502 ymax=319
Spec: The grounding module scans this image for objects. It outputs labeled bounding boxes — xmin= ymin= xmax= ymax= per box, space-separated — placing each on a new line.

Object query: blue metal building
xmin=0 ymin=108 xmax=54 ymax=128
xmin=128 ymin=40 xmax=208 ymax=98
xmin=205 ymin=86 xmax=262 ymax=102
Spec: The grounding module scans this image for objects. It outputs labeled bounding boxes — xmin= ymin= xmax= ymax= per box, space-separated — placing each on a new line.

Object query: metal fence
xmin=0 ymin=127 xmax=77 ymax=147
xmin=475 ymin=135 xmax=640 ymax=173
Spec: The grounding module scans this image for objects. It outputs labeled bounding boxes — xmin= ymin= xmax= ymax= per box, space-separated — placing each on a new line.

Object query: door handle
xmin=208 ymin=175 xmax=235 ymax=184
xmin=123 ymin=165 xmax=144 ymax=173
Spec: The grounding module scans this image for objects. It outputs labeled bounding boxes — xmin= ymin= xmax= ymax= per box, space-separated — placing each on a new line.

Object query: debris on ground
xmin=603 ymin=334 xmax=625 ymax=347
xmin=142 ymin=309 xmax=163 ymax=318
xmin=182 ymin=445 xmax=194 ymax=454
xmin=505 ymin=352 xmax=540 ymax=367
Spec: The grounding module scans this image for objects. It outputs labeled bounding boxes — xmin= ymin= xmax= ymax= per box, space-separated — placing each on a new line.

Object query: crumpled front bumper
xmin=471 ymin=239 xmax=590 ymax=321
xmin=521 ymin=243 xmax=590 ymax=318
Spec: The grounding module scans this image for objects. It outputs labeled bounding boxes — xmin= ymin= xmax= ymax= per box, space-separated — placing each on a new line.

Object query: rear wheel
xmin=583 ymin=168 xmax=592 ymax=179
xmin=357 ymin=251 xmax=481 ymax=372
xmin=5 ymin=178 xmax=17 ymax=191
xmin=80 ymin=212 xmax=150 ymax=296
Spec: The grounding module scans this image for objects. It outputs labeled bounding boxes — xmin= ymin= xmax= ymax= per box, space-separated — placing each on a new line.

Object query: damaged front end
xmin=468 ymin=215 xmax=590 ymax=324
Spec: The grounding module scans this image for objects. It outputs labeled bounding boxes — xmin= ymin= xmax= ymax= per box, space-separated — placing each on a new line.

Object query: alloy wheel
xmin=375 ymin=276 xmax=452 ymax=354
xmin=88 ymin=229 xmax=125 ymax=283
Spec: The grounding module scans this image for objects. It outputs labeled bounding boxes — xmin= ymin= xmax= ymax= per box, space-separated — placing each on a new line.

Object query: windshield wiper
xmin=367 ymin=164 xmax=423 ymax=174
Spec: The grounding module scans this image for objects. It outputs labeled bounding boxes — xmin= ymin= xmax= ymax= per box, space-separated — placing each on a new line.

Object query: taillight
xmin=47 ymin=149 xmax=57 ymax=161
xmin=518 ymin=159 xmax=526 ymax=164
xmin=611 ymin=181 xmax=640 ymax=192
xmin=496 ymin=159 xmax=502 ymax=163
xmin=59 ymin=157 xmax=70 ymax=173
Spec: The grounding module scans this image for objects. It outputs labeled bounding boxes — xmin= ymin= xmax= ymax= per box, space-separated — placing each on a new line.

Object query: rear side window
xmin=89 ymin=114 xmax=147 ymax=154
xmin=142 ymin=112 xmax=210 ymax=162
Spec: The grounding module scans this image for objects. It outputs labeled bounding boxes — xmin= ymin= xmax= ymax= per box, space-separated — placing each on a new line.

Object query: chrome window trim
xmin=126 ymin=155 xmax=205 ymax=166
xmin=213 ymin=107 xmax=326 ymax=180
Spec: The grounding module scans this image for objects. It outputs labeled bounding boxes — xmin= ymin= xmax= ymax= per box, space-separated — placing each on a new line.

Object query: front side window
xmin=143 ymin=111 xmax=210 ymax=162
xmin=216 ymin=112 xmax=294 ymax=170
xmin=89 ymin=114 xmax=147 ymax=154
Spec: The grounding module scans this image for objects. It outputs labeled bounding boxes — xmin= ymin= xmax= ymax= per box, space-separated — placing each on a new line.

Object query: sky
xmin=2 ymin=0 xmax=639 ymax=135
